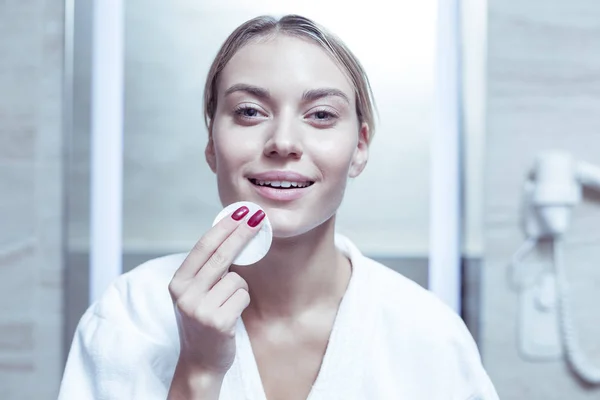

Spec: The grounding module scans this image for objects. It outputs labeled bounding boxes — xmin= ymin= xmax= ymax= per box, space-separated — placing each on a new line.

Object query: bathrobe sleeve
xmin=57 ymin=286 xmax=178 ymax=400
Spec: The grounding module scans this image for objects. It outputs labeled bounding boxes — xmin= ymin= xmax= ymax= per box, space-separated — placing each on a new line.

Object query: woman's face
xmin=206 ymin=34 xmax=369 ymax=238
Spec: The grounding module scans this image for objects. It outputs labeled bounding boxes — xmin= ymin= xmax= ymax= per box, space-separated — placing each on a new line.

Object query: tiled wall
xmin=0 ymin=1 xmax=65 ymax=399
xmin=482 ymin=0 xmax=600 ymax=398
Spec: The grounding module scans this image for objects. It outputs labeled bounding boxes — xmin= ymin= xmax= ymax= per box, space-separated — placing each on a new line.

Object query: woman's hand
xmin=167 ymin=205 xmax=265 ymax=395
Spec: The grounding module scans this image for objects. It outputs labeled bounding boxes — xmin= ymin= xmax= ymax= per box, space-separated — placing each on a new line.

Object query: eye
xmin=306 ymin=108 xmax=339 ymax=126
xmin=315 ymin=111 xmax=331 ymax=120
xmin=233 ymin=104 xmax=267 ymax=120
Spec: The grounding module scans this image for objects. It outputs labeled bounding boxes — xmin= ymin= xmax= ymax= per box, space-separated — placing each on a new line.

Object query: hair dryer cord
xmin=554 ymin=239 xmax=600 ymax=385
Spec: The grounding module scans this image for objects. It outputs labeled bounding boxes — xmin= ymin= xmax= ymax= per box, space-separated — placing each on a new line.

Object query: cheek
xmin=212 ymin=129 xmax=258 ymax=170
xmin=307 ymin=134 xmax=356 ymax=178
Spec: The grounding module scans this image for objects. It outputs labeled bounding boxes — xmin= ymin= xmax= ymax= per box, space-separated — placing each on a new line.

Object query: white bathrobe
xmin=58 ymin=235 xmax=498 ymax=400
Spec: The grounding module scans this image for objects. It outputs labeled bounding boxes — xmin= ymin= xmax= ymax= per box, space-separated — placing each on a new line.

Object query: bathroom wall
xmin=0 ymin=0 xmax=65 ymax=399
xmin=482 ymin=0 xmax=600 ymax=398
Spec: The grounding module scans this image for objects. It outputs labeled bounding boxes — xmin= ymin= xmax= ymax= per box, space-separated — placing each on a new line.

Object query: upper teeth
xmin=253 ymin=180 xmax=311 ymax=188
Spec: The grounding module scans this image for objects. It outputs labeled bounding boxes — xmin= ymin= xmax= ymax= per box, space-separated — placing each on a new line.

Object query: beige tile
xmin=0 ymin=353 xmax=34 ymax=372
xmin=0 ymin=58 xmax=40 ymax=113
xmin=34 ymin=269 xmax=63 ymax=315
xmin=0 ymin=162 xmax=35 ymax=248
xmin=33 ymin=317 xmax=62 ymax=392
xmin=0 ymin=127 xmax=36 ymax=162
xmin=0 ymin=322 xmax=34 ymax=352
xmin=0 ymin=368 xmax=35 ymax=400
xmin=0 ymin=1 xmax=65 ymax=399
xmin=0 ymin=243 xmax=35 ymax=319
xmin=0 ymin=3 xmax=42 ymax=65
xmin=484 ymin=0 xmax=600 ymax=398
xmin=35 ymin=162 xmax=63 ymax=221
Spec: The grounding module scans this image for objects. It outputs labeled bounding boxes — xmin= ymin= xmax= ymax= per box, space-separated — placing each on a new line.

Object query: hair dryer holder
xmin=512 ymin=150 xmax=600 ymax=385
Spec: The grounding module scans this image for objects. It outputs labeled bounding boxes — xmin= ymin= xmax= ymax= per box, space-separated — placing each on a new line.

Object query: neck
xmin=231 ymin=216 xmax=351 ymax=321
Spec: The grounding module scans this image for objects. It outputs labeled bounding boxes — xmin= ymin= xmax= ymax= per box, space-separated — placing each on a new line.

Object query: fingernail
xmin=231 ymin=206 xmax=249 ymax=221
xmin=247 ymin=210 xmax=265 ymax=227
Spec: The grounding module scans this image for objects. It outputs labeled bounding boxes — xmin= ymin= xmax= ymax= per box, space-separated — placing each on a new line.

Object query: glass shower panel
xmin=120 ymin=0 xmax=437 ymax=275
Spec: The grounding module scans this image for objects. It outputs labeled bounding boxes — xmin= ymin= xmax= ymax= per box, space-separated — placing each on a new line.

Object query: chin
xmin=267 ymin=208 xmax=335 ymax=240
xmin=266 ymin=211 xmax=305 ymax=238
xmin=270 ymin=219 xmax=317 ymax=237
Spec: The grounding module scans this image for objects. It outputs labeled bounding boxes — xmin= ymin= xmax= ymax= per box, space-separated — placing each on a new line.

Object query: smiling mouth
xmin=249 ymin=178 xmax=315 ymax=189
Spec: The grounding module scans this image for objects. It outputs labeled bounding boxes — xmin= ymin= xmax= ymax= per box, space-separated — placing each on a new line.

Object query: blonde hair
xmin=203 ymin=14 xmax=377 ymax=142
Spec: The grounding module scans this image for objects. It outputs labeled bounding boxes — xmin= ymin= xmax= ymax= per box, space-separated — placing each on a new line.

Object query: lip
xmin=247 ymin=170 xmax=314 ymax=183
xmin=246 ymin=170 xmax=315 ymax=202
xmin=250 ymin=182 xmax=313 ymax=201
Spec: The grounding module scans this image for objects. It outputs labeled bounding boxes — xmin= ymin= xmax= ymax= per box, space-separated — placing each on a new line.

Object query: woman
xmin=58 ymin=15 xmax=498 ymax=400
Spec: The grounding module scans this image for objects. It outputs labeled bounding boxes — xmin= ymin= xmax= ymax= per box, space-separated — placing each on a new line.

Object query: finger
xmin=203 ymin=272 xmax=249 ymax=309
xmin=172 ymin=283 xmax=212 ymax=318
xmin=174 ymin=206 xmax=250 ymax=282
xmin=194 ymin=210 xmax=266 ymax=292
xmin=218 ymin=288 xmax=251 ymax=329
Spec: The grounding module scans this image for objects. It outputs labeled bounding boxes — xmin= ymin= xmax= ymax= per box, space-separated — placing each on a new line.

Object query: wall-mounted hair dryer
xmin=510 ymin=150 xmax=600 ymax=385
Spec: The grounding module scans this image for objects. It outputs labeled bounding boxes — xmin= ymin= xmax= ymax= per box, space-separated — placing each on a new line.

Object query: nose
xmin=263 ymin=117 xmax=303 ymax=159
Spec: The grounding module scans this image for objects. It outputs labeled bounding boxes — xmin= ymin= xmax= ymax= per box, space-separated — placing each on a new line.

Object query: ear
xmin=349 ymin=122 xmax=370 ymax=178
xmin=205 ymin=123 xmax=217 ymax=173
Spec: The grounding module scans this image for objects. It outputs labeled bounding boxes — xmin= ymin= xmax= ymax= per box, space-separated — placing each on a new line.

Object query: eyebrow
xmin=224 ymin=83 xmax=350 ymax=104
xmin=224 ymin=83 xmax=270 ymax=100
xmin=302 ymin=88 xmax=350 ymax=104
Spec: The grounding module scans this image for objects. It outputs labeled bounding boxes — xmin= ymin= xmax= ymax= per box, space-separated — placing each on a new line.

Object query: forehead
xmin=218 ymin=35 xmax=354 ymax=100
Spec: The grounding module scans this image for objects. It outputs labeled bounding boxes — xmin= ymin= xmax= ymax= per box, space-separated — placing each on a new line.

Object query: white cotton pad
xmin=212 ymin=201 xmax=272 ymax=266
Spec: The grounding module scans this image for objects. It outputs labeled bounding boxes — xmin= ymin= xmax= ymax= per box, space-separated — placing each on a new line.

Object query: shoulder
xmin=358 ymin=256 xmax=457 ymax=326
xmin=88 ymin=252 xmax=188 ymax=345
xmin=359 ymin=255 xmax=474 ymax=349
xmin=60 ymin=254 xmax=186 ymax=399
xmin=357 ymin=256 xmax=497 ymax=399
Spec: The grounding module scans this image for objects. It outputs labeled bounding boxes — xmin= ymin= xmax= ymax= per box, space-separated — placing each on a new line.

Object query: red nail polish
xmin=247 ymin=210 xmax=265 ymax=227
xmin=231 ymin=206 xmax=249 ymax=221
